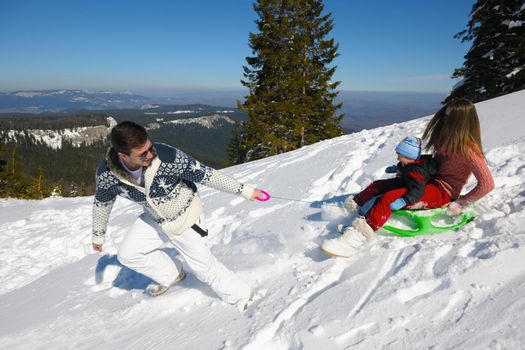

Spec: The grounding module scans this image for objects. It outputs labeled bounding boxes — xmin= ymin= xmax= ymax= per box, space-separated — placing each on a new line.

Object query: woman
xmin=321 ymin=99 xmax=495 ymax=258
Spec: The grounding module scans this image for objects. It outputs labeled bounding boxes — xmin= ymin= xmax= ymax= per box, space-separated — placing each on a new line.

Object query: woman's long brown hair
xmin=422 ymin=99 xmax=483 ymax=157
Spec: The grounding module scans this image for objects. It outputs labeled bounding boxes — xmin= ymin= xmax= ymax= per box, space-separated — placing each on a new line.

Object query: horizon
xmin=0 ymin=88 xmax=448 ymax=96
xmin=0 ymin=88 xmax=447 ymax=115
xmin=0 ymin=0 xmax=474 ymax=94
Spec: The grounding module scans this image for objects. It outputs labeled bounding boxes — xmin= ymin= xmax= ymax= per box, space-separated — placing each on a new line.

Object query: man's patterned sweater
xmin=92 ymin=143 xmax=254 ymax=244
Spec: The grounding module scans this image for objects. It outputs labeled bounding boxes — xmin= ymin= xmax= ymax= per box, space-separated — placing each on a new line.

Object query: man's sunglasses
xmin=137 ymin=144 xmax=154 ymax=160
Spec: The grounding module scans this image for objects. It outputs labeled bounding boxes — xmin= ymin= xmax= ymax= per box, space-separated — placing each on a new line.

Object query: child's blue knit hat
xmin=395 ymin=136 xmax=421 ymax=160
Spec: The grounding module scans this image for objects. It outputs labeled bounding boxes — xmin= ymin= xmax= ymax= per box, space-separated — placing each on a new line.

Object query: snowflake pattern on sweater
xmin=92 ymin=143 xmax=251 ymax=243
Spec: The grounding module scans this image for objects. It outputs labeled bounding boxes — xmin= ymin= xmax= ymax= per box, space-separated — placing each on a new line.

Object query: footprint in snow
xmin=395 ymin=279 xmax=442 ymax=303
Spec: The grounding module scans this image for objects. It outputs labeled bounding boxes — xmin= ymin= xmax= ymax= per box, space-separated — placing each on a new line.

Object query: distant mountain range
xmin=0 ymin=88 xmax=447 ymax=132
xmin=0 ymin=90 xmax=151 ymax=113
xmin=336 ymin=90 xmax=446 ymax=132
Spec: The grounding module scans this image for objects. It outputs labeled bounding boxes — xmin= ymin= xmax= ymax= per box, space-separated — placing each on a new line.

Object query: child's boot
xmin=352 ymin=217 xmax=375 ymax=240
xmin=321 ymin=226 xmax=369 ymax=258
xmin=343 ymin=197 xmax=360 ymax=214
xmin=336 ymin=224 xmax=347 ymax=234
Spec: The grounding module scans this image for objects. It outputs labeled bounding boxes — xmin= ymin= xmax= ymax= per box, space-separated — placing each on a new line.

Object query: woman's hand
xmin=446 ymin=202 xmax=463 ymax=215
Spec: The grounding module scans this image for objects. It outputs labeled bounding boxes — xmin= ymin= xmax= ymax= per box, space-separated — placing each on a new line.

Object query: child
xmin=322 ymin=136 xmax=438 ymax=257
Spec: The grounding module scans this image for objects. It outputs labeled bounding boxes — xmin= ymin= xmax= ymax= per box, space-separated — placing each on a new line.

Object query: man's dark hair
xmin=110 ymin=121 xmax=148 ymax=154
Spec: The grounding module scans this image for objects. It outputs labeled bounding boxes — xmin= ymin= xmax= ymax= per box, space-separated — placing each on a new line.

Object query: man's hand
xmin=92 ymin=243 xmax=103 ymax=252
xmin=250 ymin=189 xmax=267 ymax=201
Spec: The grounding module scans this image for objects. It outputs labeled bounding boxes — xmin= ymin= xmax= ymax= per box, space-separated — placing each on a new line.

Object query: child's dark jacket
xmin=390 ymin=155 xmax=438 ymax=205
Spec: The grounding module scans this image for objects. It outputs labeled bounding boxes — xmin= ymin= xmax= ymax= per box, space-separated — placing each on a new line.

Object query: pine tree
xmin=226 ymin=122 xmax=245 ymax=165
xmin=69 ymin=182 xmax=79 ymax=197
xmin=0 ymin=146 xmax=32 ymax=198
xmin=0 ymin=139 xmax=6 ymax=172
xmin=230 ymin=0 xmax=343 ymax=163
xmin=51 ymin=183 xmax=64 ymax=197
xmin=29 ymin=167 xmax=51 ymax=199
xmin=445 ymin=0 xmax=525 ymax=103
xmin=504 ymin=1 xmax=525 ymax=94
xmin=0 ymin=139 xmax=6 ymax=191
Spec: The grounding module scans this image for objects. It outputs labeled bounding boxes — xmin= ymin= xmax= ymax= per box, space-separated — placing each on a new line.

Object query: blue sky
xmin=0 ymin=0 xmax=474 ymax=95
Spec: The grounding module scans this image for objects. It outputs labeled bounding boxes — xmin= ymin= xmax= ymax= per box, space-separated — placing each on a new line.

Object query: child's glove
xmin=389 ymin=198 xmax=407 ymax=211
xmin=446 ymin=201 xmax=463 ymax=215
xmin=385 ymin=165 xmax=398 ymax=174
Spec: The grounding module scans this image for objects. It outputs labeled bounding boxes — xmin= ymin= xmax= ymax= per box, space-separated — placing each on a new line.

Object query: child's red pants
xmin=353 ymin=178 xmax=451 ymax=231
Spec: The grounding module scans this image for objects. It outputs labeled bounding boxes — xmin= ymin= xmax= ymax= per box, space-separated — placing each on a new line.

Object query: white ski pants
xmin=117 ymin=213 xmax=251 ymax=304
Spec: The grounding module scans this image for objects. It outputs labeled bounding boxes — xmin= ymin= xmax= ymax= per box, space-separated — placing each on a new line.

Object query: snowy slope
xmin=0 ymin=90 xmax=524 ymax=349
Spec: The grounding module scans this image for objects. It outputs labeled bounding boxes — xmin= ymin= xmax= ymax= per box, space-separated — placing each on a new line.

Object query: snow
xmin=166 ymin=115 xmax=235 ymax=128
xmin=140 ymin=104 xmax=160 ymax=110
xmin=483 ymin=49 xmax=495 ymax=60
xmin=506 ymin=67 xmax=523 ymax=78
xmin=1 ymin=90 xmax=525 ymax=349
xmin=506 ymin=20 xmax=524 ymax=28
xmin=166 ymin=110 xmax=197 ymax=114
xmin=71 ymin=96 xmax=89 ymax=102
xmin=13 ymin=90 xmax=69 ymax=97
xmin=13 ymin=92 xmax=44 ymax=98
xmin=4 ymin=117 xmax=114 ymax=149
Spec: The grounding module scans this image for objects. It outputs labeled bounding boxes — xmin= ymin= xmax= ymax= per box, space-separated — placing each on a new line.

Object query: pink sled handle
xmin=256 ymin=190 xmax=271 ymax=202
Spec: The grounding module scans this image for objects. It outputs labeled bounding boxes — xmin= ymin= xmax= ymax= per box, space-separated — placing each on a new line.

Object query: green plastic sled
xmin=382 ymin=207 xmax=476 ymax=237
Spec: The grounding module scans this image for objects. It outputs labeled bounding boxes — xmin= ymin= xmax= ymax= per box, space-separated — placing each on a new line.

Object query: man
xmin=92 ymin=121 xmax=264 ymax=307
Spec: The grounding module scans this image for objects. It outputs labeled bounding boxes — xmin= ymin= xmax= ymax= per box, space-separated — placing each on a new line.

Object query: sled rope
xmin=269 ymin=195 xmax=343 ymax=208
